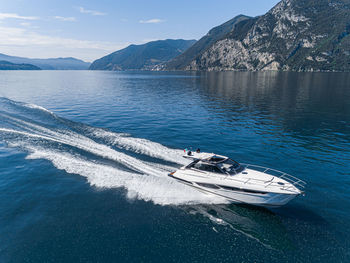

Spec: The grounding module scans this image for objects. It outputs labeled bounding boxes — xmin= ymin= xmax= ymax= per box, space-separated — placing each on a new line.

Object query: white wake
xmin=21 ymin=145 xmax=226 ymax=205
xmin=0 ymin=99 xmax=228 ymax=205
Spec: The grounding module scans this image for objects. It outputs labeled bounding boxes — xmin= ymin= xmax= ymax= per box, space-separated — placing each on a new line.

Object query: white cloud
xmin=0 ymin=25 xmax=126 ymax=61
xmin=53 ymin=16 xmax=76 ymax=22
xmin=78 ymin=7 xmax=106 ymax=16
xmin=139 ymin=18 xmax=164 ymax=24
xmin=0 ymin=13 xmax=39 ymax=20
xmin=19 ymin=22 xmax=39 ymax=29
xmin=20 ymin=22 xmax=31 ymax=27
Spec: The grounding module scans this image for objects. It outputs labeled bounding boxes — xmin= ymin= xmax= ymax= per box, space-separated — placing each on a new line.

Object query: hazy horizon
xmin=0 ymin=0 xmax=279 ymax=62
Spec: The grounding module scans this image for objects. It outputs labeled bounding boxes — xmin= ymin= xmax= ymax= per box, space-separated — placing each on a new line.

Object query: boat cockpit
xmin=185 ymin=155 xmax=245 ymax=175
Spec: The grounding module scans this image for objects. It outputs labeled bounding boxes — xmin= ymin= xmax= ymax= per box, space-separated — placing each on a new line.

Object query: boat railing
xmin=240 ymin=163 xmax=306 ymax=191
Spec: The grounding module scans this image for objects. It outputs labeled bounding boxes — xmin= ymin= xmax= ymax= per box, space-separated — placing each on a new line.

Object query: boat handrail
xmin=240 ymin=163 xmax=306 ymax=190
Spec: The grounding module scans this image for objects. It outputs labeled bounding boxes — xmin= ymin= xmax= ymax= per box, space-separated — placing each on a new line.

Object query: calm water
xmin=0 ymin=70 xmax=349 ymax=262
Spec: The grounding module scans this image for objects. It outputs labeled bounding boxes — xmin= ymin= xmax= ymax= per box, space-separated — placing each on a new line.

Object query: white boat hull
xmin=170 ymin=175 xmax=299 ymax=207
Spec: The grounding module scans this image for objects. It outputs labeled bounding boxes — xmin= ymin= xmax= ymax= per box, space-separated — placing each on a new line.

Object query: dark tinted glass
xmin=194 ymin=163 xmax=223 ymax=174
xmin=208 ymin=156 xmax=226 ymax=163
xmin=224 ymin=159 xmax=240 ymax=169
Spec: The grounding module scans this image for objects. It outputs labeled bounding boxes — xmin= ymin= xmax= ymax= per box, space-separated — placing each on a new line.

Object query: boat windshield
xmin=217 ymin=159 xmax=244 ymax=175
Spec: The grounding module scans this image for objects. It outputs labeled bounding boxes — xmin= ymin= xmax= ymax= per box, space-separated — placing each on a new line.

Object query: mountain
xmin=0 ymin=53 xmax=90 ymax=70
xmin=165 ymin=15 xmax=251 ymax=70
xmin=167 ymin=0 xmax=350 ymax=72
xmin=89 ymin=39 xmax=196 ymax=70
xmin=0 ymin=60 xmax=41 ymax=70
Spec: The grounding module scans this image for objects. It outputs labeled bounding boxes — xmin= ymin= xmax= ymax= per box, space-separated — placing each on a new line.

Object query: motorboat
xmin=168 ymin=149 xmax=306 ymax=207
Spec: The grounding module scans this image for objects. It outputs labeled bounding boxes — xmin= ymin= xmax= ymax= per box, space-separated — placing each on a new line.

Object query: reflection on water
xmin=195 ymin=71 xmax=350 ymax=174
xmin=181 ymin=201 xmax=330 ymax=255
xmin=199 ymin=71 xmax=350 ymax=136
xmin=183 ymin=203 xmax=293 ymax=250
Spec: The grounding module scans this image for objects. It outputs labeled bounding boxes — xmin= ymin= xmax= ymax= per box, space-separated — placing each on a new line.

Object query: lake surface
xmin=0 ymin=70 xmax=349 ymax=262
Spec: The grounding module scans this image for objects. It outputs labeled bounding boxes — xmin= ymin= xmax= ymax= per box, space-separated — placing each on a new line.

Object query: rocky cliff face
xmin=173 ymin=0 xmax=350 ymax=71
xmin=165 ymin=15 xmax=251 ymax=70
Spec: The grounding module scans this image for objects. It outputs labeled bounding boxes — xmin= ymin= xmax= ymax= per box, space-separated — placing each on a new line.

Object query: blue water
xmin=0 ymin=70 xmax=349 ymax=262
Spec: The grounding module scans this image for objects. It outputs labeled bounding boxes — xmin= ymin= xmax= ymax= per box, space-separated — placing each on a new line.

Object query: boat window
xmin=186 ymin=160 xmax=199 ymax=169
xmin=208 ymin=155 xmax=226 ymax=163
xmin=224 ymin=159 xmax=240 ymax=168
xmin=193 ymin=162 xmax=224 ymax=174
xmin=218 ymin=159 xmax=244 ymax=175
xmin=235 ymin=165 xmax=245 ymax=174
xmin=196 ymin=183 xmax=220 ymax=189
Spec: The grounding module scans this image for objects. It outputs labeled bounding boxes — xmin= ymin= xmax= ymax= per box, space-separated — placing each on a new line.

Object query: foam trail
xmin=0 ymin=98 xmax=229 ymax=205
xmin=90 ymin=129 xmax=189 ymax=165
xmin=21 ymin=145 xmax=227 ymax=205
xmin=2 ymin=98 xmax=189 ymax=166
xmin=2 ymin=110 xmax=188 ymax=167
xmin=2 ymin=113 xmax=181 ymax=173
xmin=0 ymin=127 xmax=170 ymax=177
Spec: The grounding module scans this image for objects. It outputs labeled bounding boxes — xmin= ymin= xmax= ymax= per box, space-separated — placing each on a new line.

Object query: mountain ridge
xmin=89 ymin=39 xmax=196 ymax=71
xmin=0 ymin=53 xmax=90 ymax=70
xmin=0 ymin=60 xmax=41 ymax=70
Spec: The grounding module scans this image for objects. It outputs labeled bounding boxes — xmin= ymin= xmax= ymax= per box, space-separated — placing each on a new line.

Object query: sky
xmin=0 ymin=0 xmax=280 ymax=62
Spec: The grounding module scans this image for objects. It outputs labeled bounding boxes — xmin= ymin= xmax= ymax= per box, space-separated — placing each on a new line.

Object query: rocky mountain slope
xmin=0 ymin=60 xmax=41 ymax=70
xmin=0 ymin=53 xmax=90 ymax=70
xmin=165 ymin=15 xmax=251 ymax=70
xmin=89 ymin=39 xmax=196 ymax=70
xmin=167 ymin=0 xmax=350 ymax=71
